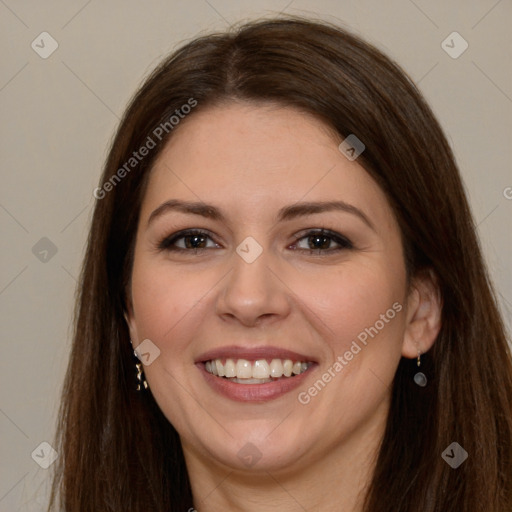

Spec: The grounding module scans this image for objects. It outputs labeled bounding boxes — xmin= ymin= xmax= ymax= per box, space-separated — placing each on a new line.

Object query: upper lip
xmin=195 ymin=345 xmax=317 ymax=363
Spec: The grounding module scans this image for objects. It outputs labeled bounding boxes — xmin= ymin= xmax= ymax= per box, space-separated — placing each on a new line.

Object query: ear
xmin=123 ymin=290 xmax=139 ymax=346
xmin=402 ymin=269 xmax=442 ymax=359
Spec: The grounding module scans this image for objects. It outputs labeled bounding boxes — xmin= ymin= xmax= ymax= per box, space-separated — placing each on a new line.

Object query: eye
xmin=291 ymin=229 xmax=353 ymax=254
xmin=158 ymin=229 xmax=220 ymax=252
xmin=157 ymin=228 xmax=353 ymax=255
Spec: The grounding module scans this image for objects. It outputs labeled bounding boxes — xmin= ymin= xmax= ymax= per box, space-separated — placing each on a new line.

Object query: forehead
xmin=139 ymin=102 xmax=395 ymax=231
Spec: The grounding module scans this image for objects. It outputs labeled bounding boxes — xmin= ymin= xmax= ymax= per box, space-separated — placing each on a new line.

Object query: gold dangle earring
xmin=135 ymin=357 xmax=148 ymax=391
xmin=131 ymin=340 xmax=148 ymax=391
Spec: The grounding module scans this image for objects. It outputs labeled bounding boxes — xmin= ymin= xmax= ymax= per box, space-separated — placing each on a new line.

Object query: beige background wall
xmin=1 ymin=1 xmax=510 ymax=509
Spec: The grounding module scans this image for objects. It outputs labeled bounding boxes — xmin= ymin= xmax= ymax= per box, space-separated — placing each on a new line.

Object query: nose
xmin=216 ymin=248 xmax=292 ymax=328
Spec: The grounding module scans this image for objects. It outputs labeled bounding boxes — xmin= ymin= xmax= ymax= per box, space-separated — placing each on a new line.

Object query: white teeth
xmin=283 ymin=359 xmax=293 ymax=377
xmin=236 ymin=359 xmax=252 ymax=379
xmin=292 ymin=361 xmax=302 ymax=375
xmin=270 ymin=359 xmax=284 ymax=378
xmin=252 ymin=360 xmax=270 ymax=379
xmin=231 ymin=378 xmax=273 ymax=384
xmin=204 ymin=357 xmax=311 ymax=380
xmin=224 ymin=358 xmax=236 ymax=378
xmin=216 ymin=359 xmax=225 ymax=377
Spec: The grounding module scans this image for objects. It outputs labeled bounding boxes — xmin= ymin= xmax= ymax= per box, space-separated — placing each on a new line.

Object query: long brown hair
xmin=48 ymin=16 xmax=512 ymax=511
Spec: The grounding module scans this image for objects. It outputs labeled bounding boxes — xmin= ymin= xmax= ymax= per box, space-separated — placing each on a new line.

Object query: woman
xmin=48 ymin=16 xmax=512 ymax=511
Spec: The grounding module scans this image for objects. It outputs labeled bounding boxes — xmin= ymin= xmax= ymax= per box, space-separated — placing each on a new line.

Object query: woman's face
xmin=126 ymin=101 xmax=414 ymax=474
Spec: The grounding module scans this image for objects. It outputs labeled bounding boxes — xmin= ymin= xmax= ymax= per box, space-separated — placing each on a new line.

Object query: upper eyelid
xmin=292 ymin=230 xmax=353 ymax=249
xmin=160 ymin=229 xmax=218 ymax=247
xmin=160 ymin=228 xmax=352 ymax=250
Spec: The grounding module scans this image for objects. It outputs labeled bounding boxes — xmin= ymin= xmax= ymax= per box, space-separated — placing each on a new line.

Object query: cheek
xmin=294 ymin=260 xmax=406 ymax=358
xmin=129 ymin=259 xmax=216 ymax=425
xmin=288 ymin=262 xmax=406 ymax=431
xmin=129 ymin=259 xmax=210 ymax=355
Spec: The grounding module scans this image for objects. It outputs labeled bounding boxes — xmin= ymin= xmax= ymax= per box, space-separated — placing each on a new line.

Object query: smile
xmin=205 ymin=358 xmax=312 ymax=383
xmin=196 ymin=346 xmax=317 ymax=402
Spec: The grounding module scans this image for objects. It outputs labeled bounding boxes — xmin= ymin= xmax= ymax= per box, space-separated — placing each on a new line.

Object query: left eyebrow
xmin=275 ymin=200 xmax=375 ymax=231
xmin=147 ymin=199 xmax=375 ymax=231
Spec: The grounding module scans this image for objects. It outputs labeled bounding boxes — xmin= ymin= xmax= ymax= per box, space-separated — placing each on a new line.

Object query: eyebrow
xmin=147 ymin=199 xmax=375 ymax=231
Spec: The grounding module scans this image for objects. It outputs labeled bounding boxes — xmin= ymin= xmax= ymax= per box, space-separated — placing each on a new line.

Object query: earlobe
xmin=402 ymin=269 xmax=443 ymax=359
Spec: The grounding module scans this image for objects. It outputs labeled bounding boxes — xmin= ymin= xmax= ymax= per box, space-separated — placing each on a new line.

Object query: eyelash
xmin=157 ymin=228 xmax=354 ymax=255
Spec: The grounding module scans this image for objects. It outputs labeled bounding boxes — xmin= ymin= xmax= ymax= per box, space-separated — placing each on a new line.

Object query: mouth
xmin=196 ymin=346 xmax=317 ymax=402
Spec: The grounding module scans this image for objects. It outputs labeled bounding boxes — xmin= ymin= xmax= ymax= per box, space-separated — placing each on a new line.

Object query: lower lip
xmin=197 ymin=363 xmax=316 ymax=402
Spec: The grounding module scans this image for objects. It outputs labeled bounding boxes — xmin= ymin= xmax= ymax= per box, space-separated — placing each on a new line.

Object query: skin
xmin=126 ymin=101 xmax=442 ymax=511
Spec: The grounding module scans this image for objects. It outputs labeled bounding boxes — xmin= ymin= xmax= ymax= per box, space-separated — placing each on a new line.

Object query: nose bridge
xmin=217 ymin=242 xmax=290 ymax=325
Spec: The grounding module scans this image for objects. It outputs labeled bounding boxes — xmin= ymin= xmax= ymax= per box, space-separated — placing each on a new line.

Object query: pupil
xmin=310 ymin=235 xmax=329 ymax=250
xmin=186 ymin=235 xmax=205 ymax=249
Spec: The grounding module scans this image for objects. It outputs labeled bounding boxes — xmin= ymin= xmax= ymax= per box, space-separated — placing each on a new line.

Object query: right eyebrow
xmin=147 ymin=199 xmax=226 ymax=227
